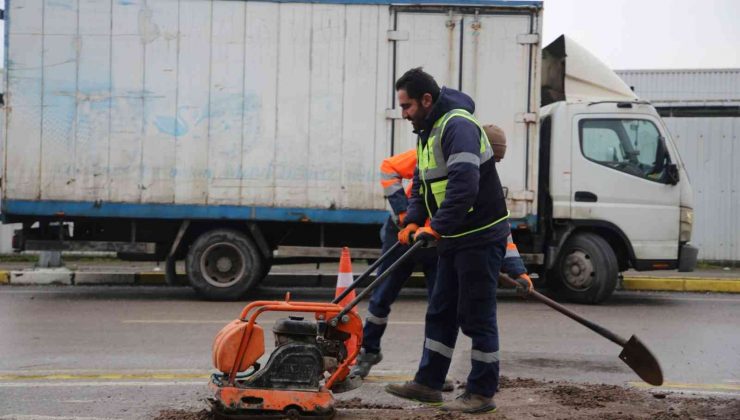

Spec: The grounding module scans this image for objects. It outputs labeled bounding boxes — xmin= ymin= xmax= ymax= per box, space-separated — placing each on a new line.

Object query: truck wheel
xmin=260 ymin=260 xmax=273 ymax=281
xmin=186 ymin=229 xmax=264 ymax=300
xmin=551 ymin=233 xmax=618 ymax=304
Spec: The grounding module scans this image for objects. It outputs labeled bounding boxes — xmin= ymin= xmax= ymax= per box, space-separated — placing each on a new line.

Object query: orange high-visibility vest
xmin=379 ymin=149 xmax=417 ymax=198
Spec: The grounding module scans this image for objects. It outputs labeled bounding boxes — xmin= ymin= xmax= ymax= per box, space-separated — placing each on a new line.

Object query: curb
xmin=136 ymin=272 xmax=168 ymax=285
xmin=1 ymin=270 xmax=739 ymax=293
xmin=135 ymin=272 xmax=190 ymax=285
xmin=622 ymin=276 xmax=740 ymax=293
xmin=0 ymin=271 xmax=176 ymax=286
xmin=75 ymin=272 xmax=137 ymax=285
xmin=9 ymin=269 xmax=74 ymax=285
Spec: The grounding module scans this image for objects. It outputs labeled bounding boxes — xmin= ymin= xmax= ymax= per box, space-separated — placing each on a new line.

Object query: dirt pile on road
xmin=498 ymin=376 xmax=541 ymax=389
xmin=335 ymin=397 xmax=403 ymax=410
xmin=153 ymin=409 xmax=212 ymax=420
xmin=549 ymin=383 xmax=624 ymax=408
xmin=152 ymin=376 xmax=740 ymax=419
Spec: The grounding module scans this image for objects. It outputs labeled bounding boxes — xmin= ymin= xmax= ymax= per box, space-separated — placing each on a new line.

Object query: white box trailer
xmin=2 ymin=0 xmax=543 ymax=299
xmin=2 ymin=1 xmax=697 ymax=303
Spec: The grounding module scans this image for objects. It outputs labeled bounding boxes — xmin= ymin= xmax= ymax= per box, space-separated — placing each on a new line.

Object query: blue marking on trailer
xmin=2 ymin=200 xmax=389 ymax=224
xmin=2 ymin=199 xmax=535 ymax=229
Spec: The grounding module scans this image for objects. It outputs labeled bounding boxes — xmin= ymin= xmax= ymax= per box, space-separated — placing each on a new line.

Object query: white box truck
xmin=1 ymin=0 xmax=696 ymax=302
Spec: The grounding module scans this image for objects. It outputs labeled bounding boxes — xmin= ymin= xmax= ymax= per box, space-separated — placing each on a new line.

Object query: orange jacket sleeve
xmin=379 ymin=149 xmax=417 ymax=217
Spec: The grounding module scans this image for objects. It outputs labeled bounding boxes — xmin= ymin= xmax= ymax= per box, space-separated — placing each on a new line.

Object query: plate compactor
xmin=209 ymin=241 xmax=424 ymax=419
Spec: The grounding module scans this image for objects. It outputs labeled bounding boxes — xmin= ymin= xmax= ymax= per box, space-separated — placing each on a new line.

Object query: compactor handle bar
xmin=330 ymin=240 xmax=426 ymax=326
xmin=331 ymin=241 xmax=403 ymax=305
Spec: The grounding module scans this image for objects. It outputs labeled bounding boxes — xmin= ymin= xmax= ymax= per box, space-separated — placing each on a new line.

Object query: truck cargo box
xmin=2 ymin=0 xmax=542 ymax=224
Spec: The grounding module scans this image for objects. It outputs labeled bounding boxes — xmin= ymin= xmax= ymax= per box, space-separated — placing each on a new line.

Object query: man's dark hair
xmin=395 ymin=67 xmax=440 ymax=103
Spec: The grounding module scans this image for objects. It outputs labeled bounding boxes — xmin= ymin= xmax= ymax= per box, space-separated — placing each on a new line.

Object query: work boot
xmin=332 ymin=373 xmax=363 ymax=394
xmin=440 ymin=392 xmax=497 ymax=414
xmin=385 ymin=381 xmax=443 ymax=404
xmin=350 ymin=349 xmax=382 ymax=379
xmin=442 ymin=378 xmax=455 ymax=392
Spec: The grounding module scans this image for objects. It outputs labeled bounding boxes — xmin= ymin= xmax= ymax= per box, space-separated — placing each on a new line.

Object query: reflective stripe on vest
xmin=417 ymin=109 xmax=506 ymax=239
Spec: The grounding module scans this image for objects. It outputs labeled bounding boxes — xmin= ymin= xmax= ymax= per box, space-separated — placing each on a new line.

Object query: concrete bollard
xmin=37 ymin=251 xmax=63 ymax=268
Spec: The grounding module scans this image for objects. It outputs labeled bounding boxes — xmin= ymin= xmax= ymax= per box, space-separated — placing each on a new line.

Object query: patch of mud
xmin=649 ymin=398 xmax=740 ymax=420
xmin=151 ymin=380 xmax=740 ymax=420
xmin=344 ymin=407 xmax=508 ymax=420
xmin=335 ymin=397 xmax=403 ymax=410
xmin=515 ymin=357 xmax=626 ymax=374
xmin=650 ymin=410 xmax=694 ymax=420
xmin=549 ymin=383 xmax=630 ymax=408
xmin=407 ymin=412 xmax=465 ymax=420
xmin=589 ymin=413 xmax=643 ymax=420
xmin=153 ymin=409 xmax=212 ymax=420
xmin=499 ymin=375 xmax=541 ymax=389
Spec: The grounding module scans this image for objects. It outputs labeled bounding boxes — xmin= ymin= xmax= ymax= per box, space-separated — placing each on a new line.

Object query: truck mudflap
xmin=678 ymin=244 xmax=699 ymax=273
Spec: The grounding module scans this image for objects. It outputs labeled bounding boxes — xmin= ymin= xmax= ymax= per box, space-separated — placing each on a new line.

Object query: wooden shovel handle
xmin=499 ymin=273 xmax=627 ymax=347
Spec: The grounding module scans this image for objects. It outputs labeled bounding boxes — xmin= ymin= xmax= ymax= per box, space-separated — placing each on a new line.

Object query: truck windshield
xmin=579 ymin=119 xmax=671 ymax=183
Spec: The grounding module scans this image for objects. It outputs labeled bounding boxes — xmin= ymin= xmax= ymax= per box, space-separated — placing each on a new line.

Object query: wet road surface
xmin=1 ymin=285 xmax=738 ymax=419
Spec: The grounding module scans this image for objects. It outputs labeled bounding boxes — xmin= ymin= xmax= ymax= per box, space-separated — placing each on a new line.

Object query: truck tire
xmin=260 ymin=260 xmax=273 ymax=281
xmin=550 ymin=233 xmax=618 ymax=304
xmin=186 ymin=229 xmax=264 ymax=300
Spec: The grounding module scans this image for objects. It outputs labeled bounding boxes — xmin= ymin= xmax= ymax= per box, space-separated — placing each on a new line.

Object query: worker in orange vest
xmin=351 ymin=149 xmax=446 ymax=384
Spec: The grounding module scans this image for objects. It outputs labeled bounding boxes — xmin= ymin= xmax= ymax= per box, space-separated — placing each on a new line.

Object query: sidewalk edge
xmin=623 ymin=276 xmax=740 ymax=293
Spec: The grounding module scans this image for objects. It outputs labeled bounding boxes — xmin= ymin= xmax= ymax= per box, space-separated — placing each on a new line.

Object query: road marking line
xmin=643 ymin=389 xmax=740 ymax=398
xmin=121 ymin=320 xmax=426 ymax=325
xmin=122 ymin=320 xmax=235 ymax=324
xmin=629 ymin=381 xmax=740 ymax=392
xmin=2 ymin=372 xmax=736 ymax=397
xmin=0 ymin=415 xmax=121 ymax=420
xmin=0 ymin=373 xmax=210 ymax=381
xmin=0 ymin=372 xmax=413 ymax=383
xmin=0 ymin=378 xmax=410 ymax=387
xmin=0 ymin=290 xmax=72 ymax=294
xmin=0 ymin=381 xmax=204 ymax=388
xmin=370 ymin=376 xmax=740 ymax=393
xmin=365 ymin=374 xmax=414 ymax=383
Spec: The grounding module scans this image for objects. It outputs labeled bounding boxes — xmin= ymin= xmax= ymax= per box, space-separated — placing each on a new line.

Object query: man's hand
xmin=514 ymin=273 xmax=533 ymax=295
xmin=413 ymin=226 xmax=440 ymax=245
xmin=394 ymin=211 xmax=407 ymax=227
xmin=398 ymin=223 xmax=419 ymax=245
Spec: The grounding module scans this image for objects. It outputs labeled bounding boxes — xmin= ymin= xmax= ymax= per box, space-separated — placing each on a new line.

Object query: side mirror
xmin=666 ymin=163 xmax=679 ymax=185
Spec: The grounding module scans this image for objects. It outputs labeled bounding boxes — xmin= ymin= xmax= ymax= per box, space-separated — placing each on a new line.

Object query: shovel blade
xmin=619 ymin=335 xmax=664 ymax=386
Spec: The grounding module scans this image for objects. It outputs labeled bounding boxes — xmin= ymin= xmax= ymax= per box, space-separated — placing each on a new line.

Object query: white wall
xmin=663 ymin=117 xmax=740 ymax=262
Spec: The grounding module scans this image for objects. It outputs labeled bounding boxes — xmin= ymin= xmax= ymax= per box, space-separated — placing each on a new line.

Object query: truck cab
xmin=532 ymin=36 xmax=697 ymax=303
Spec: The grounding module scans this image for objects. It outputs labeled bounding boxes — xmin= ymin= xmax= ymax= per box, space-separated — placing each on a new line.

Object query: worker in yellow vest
xmin=385 ymin=68 xmax=531 ymax=415
xmin=354 ymin=147 xmax=532 ymax=386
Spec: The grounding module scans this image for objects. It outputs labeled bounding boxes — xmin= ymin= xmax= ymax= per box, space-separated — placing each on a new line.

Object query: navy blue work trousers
xmin=362 ymin=218 xmax=438 ymax=354
xmin=413 ymin=237 xmax=506 ymax=398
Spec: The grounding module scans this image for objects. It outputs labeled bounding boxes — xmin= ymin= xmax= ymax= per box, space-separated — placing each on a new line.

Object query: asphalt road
xmin=0 ymin=285 xmax=738 ymax=419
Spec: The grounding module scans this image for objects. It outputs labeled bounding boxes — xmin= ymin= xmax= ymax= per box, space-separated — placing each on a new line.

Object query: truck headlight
xmin=680 ymin=207 xmax=693 ymax=242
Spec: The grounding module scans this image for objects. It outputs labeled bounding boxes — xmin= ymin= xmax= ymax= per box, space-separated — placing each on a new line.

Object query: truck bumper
xmin=678 ymin=243 xmax=699 ymax=272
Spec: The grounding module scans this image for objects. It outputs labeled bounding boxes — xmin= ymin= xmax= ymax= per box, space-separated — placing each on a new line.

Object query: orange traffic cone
xmin=335 ymin=247 xmax=356 ymax=308
xmin=336 ymin=247 xmax=359 ymax=361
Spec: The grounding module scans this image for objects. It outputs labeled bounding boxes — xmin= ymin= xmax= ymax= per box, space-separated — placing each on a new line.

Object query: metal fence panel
xmin=663 ymin=117 xmax=739 ymax=262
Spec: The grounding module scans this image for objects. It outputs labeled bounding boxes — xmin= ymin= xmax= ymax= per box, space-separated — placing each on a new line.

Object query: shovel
xmin=499 ymin=274 xmax=664 ymax=386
